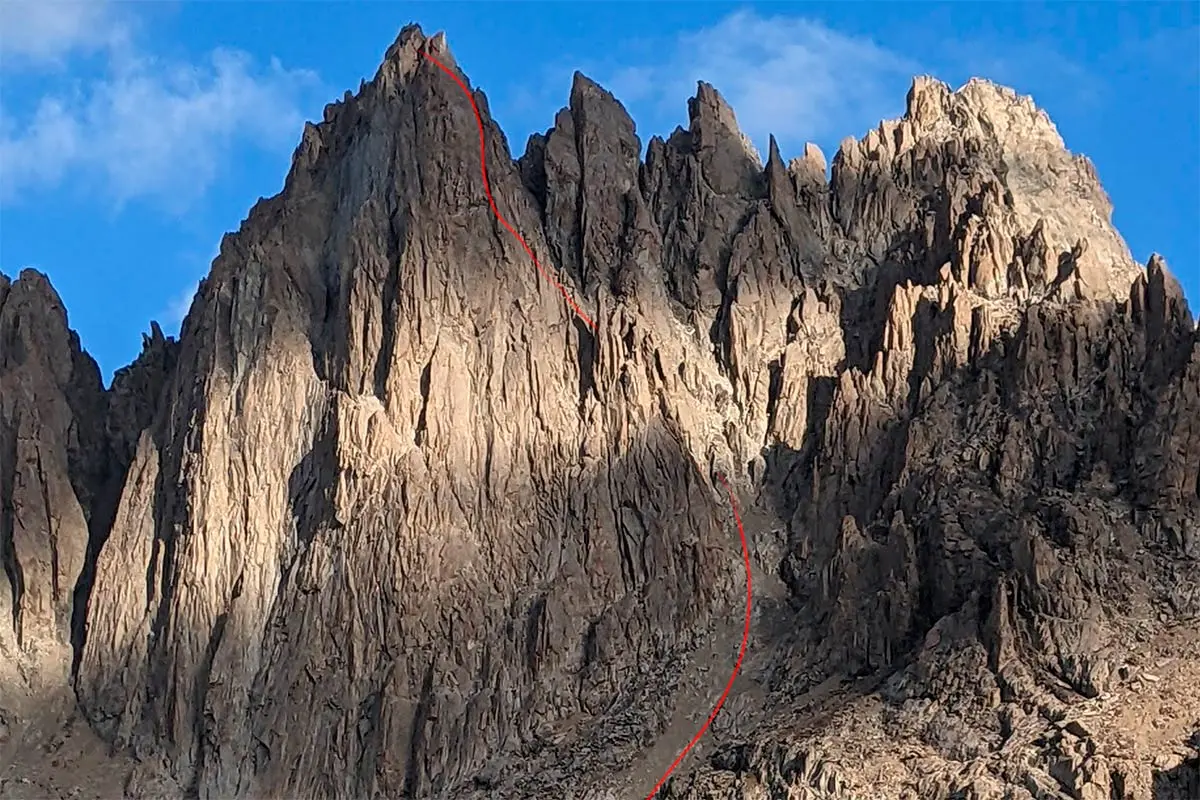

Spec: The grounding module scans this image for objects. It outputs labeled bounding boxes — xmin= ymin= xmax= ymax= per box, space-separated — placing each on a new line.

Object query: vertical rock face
xmin=0 ymin=270 xmax=98 ymax=688
xmin=77 ymin=26 xmax=739 ymax=799
xmin=3 ymin=23 xmax=1198 ymax=800
xmin=0 ymin=270 xmax=177 ymax=775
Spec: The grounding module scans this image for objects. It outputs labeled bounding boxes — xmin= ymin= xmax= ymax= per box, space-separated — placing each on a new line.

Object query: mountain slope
xmin=1 ymin=23 xmax=1197 ymax=800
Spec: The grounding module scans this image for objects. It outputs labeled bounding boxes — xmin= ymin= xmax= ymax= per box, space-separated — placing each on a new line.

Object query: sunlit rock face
xmin=2 ymin=23 xmax=1197 ymax=800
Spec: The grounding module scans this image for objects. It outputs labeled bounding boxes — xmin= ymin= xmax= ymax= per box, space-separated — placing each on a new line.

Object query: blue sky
xmin=2 ymin=1 xmax=1197 ymax=383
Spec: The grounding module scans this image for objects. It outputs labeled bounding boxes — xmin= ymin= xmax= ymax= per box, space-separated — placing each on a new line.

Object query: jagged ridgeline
xmin=1 ymin=23 xmax=1197 ymax=800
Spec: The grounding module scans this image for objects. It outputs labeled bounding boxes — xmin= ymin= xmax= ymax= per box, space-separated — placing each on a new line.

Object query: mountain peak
xmin=687 ymin=80 xmax=762 ymax=166
xmin=6 ymin=23 xmax=1196 ymax=800
xmin=374 ymin=23 xmax=459 ymax=92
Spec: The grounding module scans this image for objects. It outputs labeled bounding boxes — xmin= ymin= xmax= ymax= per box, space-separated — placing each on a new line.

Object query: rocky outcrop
xmin=0 ymin=270 xmax=178 ymax=781
xmin=0 ymin=271 xmax=102 ymax=705
xmin=3 ymin=22 xmax=1197 ymax=800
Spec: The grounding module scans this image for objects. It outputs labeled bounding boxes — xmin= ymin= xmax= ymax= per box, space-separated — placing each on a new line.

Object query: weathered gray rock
xmin=2 ymin=22 xmax=1197 ymax=800
xmin=0 ymin=270 xmax=100 ymax=705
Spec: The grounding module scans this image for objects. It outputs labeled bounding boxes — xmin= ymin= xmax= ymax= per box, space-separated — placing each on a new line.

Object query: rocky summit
xmin=1 ymin=23 xmax=1198 ymax=800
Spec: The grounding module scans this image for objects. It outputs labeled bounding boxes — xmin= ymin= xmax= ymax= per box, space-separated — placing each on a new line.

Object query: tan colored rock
xmin=0 ymin=271 xmax=102 ymax=709
xmin=2 ymin=22 xmax=1198 ymax=800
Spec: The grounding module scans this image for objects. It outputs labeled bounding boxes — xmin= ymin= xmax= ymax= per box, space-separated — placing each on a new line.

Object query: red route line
xmin=643 ymin=471 xmax=752 ymax=800
xmin=420 ymin=51 xmax=597 ymax=331
xmin=419 ymin=49 xmax=753 ymax=800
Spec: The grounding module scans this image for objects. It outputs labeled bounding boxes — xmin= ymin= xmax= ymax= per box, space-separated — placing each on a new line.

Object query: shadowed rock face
xmin=1 ymin=22 xmax=1197 ymax=800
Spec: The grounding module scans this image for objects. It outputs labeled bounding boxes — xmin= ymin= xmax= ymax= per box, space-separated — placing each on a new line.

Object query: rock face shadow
xmin=713 ymin=281 xmax=1200 ymax=797
xmin=1153 ymin=740 xmax=1200 ymax=800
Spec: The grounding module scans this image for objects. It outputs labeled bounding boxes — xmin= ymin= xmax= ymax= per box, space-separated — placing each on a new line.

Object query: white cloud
xmin=590 ymin=11 xmax=920 ymax=160
xmin=0 ymin=4 xmax=320 ymax=211
xmin=0 ymin=0 xmax=129 ymax=67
